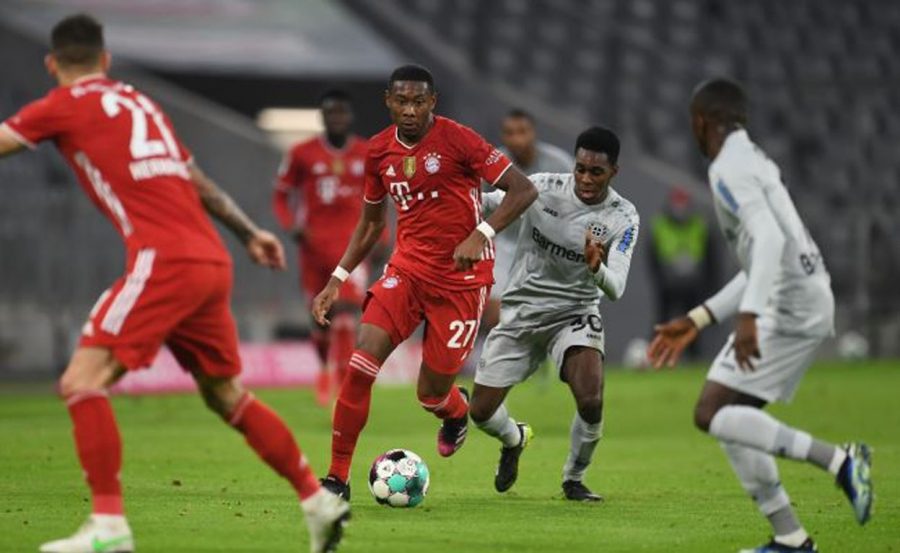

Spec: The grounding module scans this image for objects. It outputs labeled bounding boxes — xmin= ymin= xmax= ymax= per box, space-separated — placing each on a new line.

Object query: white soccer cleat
xmin=302 ymin=488 xmax=351 ymax=553
xmin=39 ymin=514 xmax=134 ymax=553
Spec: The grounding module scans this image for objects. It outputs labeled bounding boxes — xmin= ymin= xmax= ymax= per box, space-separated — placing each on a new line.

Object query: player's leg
xmin=470 ymin=326 xmax=539 ymax=492
xmin=304 ymin=266 xmax=333 ymax=406
xmin=168 ymin=263 xmax=348 ymax=553
xmin=694 ymin=380 xmax=816 ymax=551
xmin=419 ymin=284 xmax=490 ymax=457
xmin=40 ymin=347 xmax=134 ymax=553
xmin=699 ymin=330 xmax=872 ymax=526
xmin=326 ymin=268 xmax=420 ymax=492
xmin=327 ymin=265 xmax=368 ymax=401
xmin=560 ymin=346 xmax=605 ymax=502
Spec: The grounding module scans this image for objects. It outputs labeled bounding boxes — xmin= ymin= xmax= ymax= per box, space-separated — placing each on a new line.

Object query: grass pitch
xmin=1 ymin=361 xmax=898 ymax=552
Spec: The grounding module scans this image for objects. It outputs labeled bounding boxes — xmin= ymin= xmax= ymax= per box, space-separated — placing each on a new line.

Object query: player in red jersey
xmin=312 ymin=65 xmax=538 ymax=499
xmin=274 ymin=90 xmax=372 ymax=406
xmin=0 ymin=15 xmax=348 ymax=553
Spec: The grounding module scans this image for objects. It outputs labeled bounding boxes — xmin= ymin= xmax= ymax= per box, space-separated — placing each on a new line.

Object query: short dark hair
xmin=388 ymin=64 xmax=435 ymax=92
xmin=575 ymin=126 xmax=620 ymax=164
xmin=691 ymin=78 xmax=748 ymax=125
xmin=319 ymin=88 xmax=352 ymax=106
xmin=51 ymin=13 xmax=104 ymax=67
xmin=505 ymin=108 xmax=534 ymax=123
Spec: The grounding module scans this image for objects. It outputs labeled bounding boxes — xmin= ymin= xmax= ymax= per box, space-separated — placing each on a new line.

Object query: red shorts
xmin=79 ymin=251 xmax=241 ymax=378
xmin=302 ymin=255 xmax=368 ymax=307
xmin=361 ymin=266 xmax=490 ymax=374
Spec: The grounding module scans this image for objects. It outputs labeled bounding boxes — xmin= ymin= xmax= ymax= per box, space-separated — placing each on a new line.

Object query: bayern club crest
xmin=424 ymin=152 xmax=441 ymax=174
xmin=383 ymin=276 xmax=400 ymax=289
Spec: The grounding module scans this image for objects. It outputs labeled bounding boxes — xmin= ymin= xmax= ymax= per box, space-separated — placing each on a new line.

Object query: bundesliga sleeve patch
xmin=716 ymin=179 xmax=740 ymax=213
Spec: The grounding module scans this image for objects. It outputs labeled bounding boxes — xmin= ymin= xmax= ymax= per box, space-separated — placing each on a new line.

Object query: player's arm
xmin=311 ymin=200 xmax=387 ymax=326
xmin=188 ymin=162 xmax=285 ymax=270
xmin=272 ymin=151 xmax=307 ymax=243
xmin=585 ymin=214 xmax=640 ymax=301
xmin=0 ymin=125 xmax=27 ymax=159
xmin=454 ymin=166 xmax=537 ymax=270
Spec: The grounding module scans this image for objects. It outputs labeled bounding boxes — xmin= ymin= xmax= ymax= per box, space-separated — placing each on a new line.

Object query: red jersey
xmin=273 ymin=135 xmax=368 ymax=267
xmin=364 ymin=116 xmax=512 ymax=290
xmin=1 ymin=75 xmax=229 ymax=265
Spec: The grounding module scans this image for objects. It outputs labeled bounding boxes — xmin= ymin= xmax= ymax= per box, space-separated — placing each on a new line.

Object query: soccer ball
xmin=368 ymin=449 xmax=430 ymax=507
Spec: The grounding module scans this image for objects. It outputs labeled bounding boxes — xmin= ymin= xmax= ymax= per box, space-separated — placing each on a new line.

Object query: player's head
xmin=46 ymin=14 xmax=111 ymax=82
xmin=385 ymin=64 xmax=436 ymax=142
xmin=690 ymin=78 xmax=747 ymax=158
xmin=572 ymin=126 xmax=619 ymax=204
xmin=500 ymin=109 xmax=536 ymax=164
xmin=319 ymin=89 xmax=354 ymax=138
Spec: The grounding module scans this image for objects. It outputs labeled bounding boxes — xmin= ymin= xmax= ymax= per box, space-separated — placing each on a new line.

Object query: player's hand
xmin=584 ymin=229 xmax=606 ymax=273
xmin=733 ymin=312 xmax=760 ymax=371
xmin=247 ymin=229 xmax=286 ymax=270
xmin=311 ymin=280 xmax=341 ymax=326
xmin=648 ymin=316 xmax=699 ymax=369
xmin=453 ymin=230 xmax=488 ymax=271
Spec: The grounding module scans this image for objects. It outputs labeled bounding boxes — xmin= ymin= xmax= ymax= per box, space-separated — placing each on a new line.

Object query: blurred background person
xmin=484 ymin=108 xmax=574 ymax=330
xmin=648 ymin=185 xmax=716 ymax=358
xmin=273 ymin=89 xmax=372 ymax=406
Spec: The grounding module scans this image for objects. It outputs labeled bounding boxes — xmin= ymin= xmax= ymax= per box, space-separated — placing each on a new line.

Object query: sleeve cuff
xmin=0 ymin=122 xmax=37 ymax=150
xmin=488 ymin=161 xmax=513 ymax=186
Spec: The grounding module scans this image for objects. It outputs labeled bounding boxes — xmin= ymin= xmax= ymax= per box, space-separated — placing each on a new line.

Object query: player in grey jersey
xmin=469 ymin=127 xmax=639 ymax=501
xmin=649 ymin=79 xmax=872 ymax=553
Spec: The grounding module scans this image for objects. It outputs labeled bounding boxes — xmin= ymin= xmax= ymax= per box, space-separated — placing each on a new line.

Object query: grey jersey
xmin=492 ymin=142 xmax=574 ymax=295
xmin=484 ymin=173 xmax=640 ymax=327
xmin=704 ymin=130 xmax=833 ymax=336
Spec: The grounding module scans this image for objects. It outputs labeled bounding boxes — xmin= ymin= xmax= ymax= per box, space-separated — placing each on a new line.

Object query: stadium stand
xmin=342 ymin=0 xmax=900 ymax=353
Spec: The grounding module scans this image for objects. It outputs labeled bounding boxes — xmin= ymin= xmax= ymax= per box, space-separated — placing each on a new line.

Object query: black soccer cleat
xmin=437 ymin=387 xmax=470 ymax=457
xmin=320 ymin=475 xmax=351 ymax=501
xmin=494 ymin=423 xmax=533 ymax=493
xmin=739 ymin=537 xmax=818 ymax=552
xmin=562 ymin=480 xmax=604 ymax=502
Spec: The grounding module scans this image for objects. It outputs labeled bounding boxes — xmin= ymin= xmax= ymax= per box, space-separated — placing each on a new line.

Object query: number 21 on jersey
xmin=101 ymin=91 xmax=180 ymax=161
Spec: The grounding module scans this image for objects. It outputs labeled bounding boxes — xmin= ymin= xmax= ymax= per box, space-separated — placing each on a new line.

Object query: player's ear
xmin=100 ymin=50 xmax=112 ymax=73
xmin=429 ymin=92 xmax=438 ymax=110
xmin=610 ymin=164 xmax=619 ymax=179
xmin=44 ymin=54 xmax=57 ymax=79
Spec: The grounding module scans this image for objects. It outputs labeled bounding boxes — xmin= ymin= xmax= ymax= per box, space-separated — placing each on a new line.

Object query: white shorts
xmin=706 ymin=320 xmax=827 ymax=403
xmin=475 ymin=312 xmax=605 ymax=388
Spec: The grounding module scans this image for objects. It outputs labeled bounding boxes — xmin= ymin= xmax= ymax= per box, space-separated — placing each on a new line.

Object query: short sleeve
xmin=363 ymin=152 xmax=386 ymax=203
xmin=457 ymin=125 xmax=512 ymax=186
xmin=2 ymin=93 xmax=71 ymax=148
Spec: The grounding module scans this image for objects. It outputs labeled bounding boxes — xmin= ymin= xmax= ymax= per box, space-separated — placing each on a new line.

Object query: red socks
xmin=67 ymin=392 xmax=124 ymax=515
xmin=229 ymin=393 xmax=320 ymax=500
xmin=329 ymin=314 xmax=357 ymax=389
xmin=329 ymin=350 xmax=380 ymax=481
xmin=420 ymin=386 xmax=468 ymax=420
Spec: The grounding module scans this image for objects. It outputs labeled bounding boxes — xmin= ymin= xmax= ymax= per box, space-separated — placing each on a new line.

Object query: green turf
xmin=1 ymin=361 xmax=898 ymax=552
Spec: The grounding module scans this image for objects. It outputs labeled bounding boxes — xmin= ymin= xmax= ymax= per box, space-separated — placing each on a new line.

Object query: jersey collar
xmin=71 ymin=72 xmax=107 ymax=85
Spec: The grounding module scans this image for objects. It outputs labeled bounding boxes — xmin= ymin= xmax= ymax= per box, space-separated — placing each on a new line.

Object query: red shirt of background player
xmin=364 ymin=115 xmax=512 ymax=290
xmin=3 ymin=75 xmax=229 ymax=266
xmin=274 ymin=135 xmax=369 ymax=271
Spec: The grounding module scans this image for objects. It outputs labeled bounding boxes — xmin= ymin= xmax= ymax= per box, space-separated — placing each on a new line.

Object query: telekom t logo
xmin=390 ymin=181 xmax=411 ymax=211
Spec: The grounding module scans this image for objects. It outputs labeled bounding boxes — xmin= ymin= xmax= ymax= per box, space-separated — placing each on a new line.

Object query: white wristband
xmin=476 ymin=221 xmax=496 ymax=240
xmin=331 ymin=266 xmax=350 ymax=283
xmin=687 ymin=305 xmax=713 ymax=330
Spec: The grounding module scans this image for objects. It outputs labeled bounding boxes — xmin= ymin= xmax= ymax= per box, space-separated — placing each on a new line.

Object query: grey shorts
xmin=475 ymin=312 xmax=605 ymax=388
xmin=706 ymin=319 xmax=827 ymax=403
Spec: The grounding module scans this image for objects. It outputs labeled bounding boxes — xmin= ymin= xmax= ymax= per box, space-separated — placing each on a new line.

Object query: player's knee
xmin=693 ymin=402 xmax=718 ymax=433
xmin=197 ymin=376 xmax=244 ymax=418
xmin=468 ymin=397 xmax=496 ymax=424
xmin=576 ymin=397 xmax=603 ymax=425
xmin=59 ymin=357 xmax=115 ymax=399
